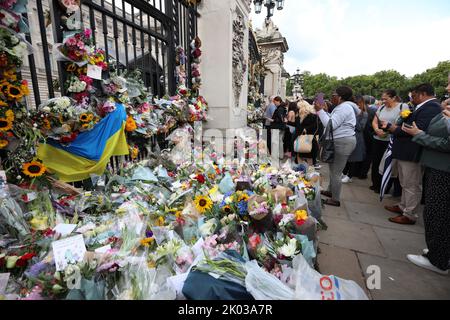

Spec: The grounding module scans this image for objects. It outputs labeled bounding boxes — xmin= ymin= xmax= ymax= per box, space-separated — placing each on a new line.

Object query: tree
xmin=299 ymin=60 xmax=449 ymax=101
xmin=286 ymin=79 xmax=293 ymax=96
xmin=409 ymin=61 xmax=450 ymax=99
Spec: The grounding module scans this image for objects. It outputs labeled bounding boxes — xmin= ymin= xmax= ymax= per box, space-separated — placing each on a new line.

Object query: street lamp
xmin=254 ymin=0 xmax=285 ymax=19
xmin=291 ymin=68 xmax=304 ymax=99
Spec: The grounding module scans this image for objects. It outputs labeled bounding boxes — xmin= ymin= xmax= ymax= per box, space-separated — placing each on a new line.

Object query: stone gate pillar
xmin=198 ymin=0 xmax=251 ymax=130
xmin=255 ymin=19 xmax=289 ymax=99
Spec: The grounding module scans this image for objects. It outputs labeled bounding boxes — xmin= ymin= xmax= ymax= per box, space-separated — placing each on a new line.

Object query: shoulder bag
xmin=319 ymin=120 xmax=334 ymax=163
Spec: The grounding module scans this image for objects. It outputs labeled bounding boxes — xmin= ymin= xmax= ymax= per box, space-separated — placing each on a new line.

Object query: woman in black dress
xmin=288 ymin=100 xmax=319 ymax=165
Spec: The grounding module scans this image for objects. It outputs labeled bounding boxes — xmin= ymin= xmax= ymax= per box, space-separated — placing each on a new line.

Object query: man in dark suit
xmin=381 ymin=84 xmax=442 ymax=225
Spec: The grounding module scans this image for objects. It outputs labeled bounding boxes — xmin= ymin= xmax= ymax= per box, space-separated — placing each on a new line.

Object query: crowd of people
xmin=263 ymin=79 xmax=450 ymax=276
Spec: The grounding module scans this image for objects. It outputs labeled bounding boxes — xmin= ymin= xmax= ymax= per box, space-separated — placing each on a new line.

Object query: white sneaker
xmin=407 ymin=254 xmax=449 ymax=275
xmin=423 ymin=248 xmax=429 ymax=255
xmin=314 ymin=164 xmax=322 ymax=170
xmin=341 ymin=175 xmax=352 ymax=184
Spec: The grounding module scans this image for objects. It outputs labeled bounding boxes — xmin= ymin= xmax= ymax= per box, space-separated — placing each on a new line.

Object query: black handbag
xmin=319 ymin=121 xmax=335 ymax=163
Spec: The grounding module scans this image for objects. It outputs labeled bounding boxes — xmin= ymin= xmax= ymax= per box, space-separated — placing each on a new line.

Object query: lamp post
xmin=254 ymin=0 xmax=285 ymax=19
xmin=291 ymin=68 xmax=304 ymax=99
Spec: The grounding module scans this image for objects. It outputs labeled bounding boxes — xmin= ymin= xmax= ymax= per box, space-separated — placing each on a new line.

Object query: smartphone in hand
xmin=315 ymin=93 xmax=325 ymax=106
xmin=403 ymin=123 xmax=413 ymax=129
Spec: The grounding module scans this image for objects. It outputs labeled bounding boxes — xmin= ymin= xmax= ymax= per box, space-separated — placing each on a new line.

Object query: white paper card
xmin=0 ymin=171 xmax=8 ymax=195
xmin=52 ymin=234 xmax=87 ymax=271
xmin=87 ymin=64 xmax=102 ymax=80
xmin=0 ymin=273 xmax=10 ymax=294
xmin=94 ymin=244 xmax=111 ymax=254
xmin=53 ymin=224 xmax=77 ymax=237
xmin=167 ymin=273 xmax=189 ymax=295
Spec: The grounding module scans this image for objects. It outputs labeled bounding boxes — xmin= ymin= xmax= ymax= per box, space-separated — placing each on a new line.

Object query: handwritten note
xmin=52 ymin=234 xmax=86 ymax=271
xmin=87 ymin=64 xmax=103 ymax=80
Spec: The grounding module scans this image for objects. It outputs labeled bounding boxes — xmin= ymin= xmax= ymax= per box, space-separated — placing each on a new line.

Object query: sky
xmin=250 ymin=0 xmax=450 ymax=78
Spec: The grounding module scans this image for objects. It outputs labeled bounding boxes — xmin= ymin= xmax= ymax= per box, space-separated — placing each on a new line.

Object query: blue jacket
xmin=391 ymin=99 xmax=442 ymax=162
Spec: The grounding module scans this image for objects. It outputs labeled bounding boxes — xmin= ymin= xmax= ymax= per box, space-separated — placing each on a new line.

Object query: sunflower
xmin=66 ymin=63 xmax=77 ymax=72
xmin=194 ymin=195 xmax=213 ymax=214
xmin=6 ymin=83 xmax=24 ymax=100
xmin=0 ymin=100 xmax=8 ymax=108
xmin=237 ymin=191 xmax=250 ymax=202
xmin=0 ymin=117 xmax=13 ymax=132
xmin=79 ymin=113 xmax=90 ymax=122
xmin=87 ymin=113 xmax=94 ymax=122
xmin=222 ymin=205 xmax=233 ymax=214
xmin=5 ymin=109 xmax=14 ymax=121
xmin=3 ymin=69 xmax=16 ymax=81
xmin=22 ymin=160 xmax=47 ymax=178
xmin=140 ymin=237 xmax=154 ymax=247
xmin=125 ymin=116 xmax=137 ymax=132
xmin=0 ymin=139 xmax=8 ymax=148
xmin=81 ymin=123 xmax=90 ymax=129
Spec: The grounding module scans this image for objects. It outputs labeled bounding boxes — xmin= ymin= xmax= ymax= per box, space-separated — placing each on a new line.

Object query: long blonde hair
xmin=297 ymin=100 xmax=315 ymax=121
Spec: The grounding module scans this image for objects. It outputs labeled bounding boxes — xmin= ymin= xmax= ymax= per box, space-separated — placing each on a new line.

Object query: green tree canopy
xmin=299 ymin=60 xmax=449 ymax=101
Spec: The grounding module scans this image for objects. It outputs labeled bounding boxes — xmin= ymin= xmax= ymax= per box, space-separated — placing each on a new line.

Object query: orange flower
xmin=125 ymin=115 xmax=137 ymax=132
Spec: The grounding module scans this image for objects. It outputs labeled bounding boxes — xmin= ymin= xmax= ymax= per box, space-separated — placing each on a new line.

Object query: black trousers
xmin=343 ymin=162 xmax=363 ymax=178
xmin=371 ymin=139 xmax=389 ymax=191
xmin=424 ymin=167 xmax=450 ymax=271
xmin=360 ymin=133 xmax=374 ymax=178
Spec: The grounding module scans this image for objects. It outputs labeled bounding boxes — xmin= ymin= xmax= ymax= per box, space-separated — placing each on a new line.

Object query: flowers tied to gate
xmin=60 ymin=29 xmax=93 ymax=63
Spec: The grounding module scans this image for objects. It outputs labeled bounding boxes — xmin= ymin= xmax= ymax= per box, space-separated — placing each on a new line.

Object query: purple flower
xmin=25 ymin=261 xmax=49 ymax=278
xmin=145 ymin=230 xmax=153 ymax=238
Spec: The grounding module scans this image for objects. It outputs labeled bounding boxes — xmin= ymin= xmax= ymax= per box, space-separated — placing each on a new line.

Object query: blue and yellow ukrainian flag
xmin=38 ymin=103 xmax=129 ymax=182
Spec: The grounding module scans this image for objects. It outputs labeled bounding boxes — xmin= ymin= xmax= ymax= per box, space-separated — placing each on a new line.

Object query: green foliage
xmin=300 ymin=61 xmax=450 ymax=100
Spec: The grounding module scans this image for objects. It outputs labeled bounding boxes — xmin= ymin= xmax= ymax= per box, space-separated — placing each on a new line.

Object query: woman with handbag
xmin=314 ymin=86 xmax=357 ymax=207
xmin=288 ymin=100 xmax=319 ymax=165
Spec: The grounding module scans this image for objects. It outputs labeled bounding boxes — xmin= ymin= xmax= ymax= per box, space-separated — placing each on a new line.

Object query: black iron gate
xmin=23 ymin=0 xmax=198 ymax=108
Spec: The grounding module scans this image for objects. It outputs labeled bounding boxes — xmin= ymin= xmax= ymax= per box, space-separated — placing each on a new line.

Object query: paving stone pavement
xmin=315 ymin=164 xmax=450 ymax=300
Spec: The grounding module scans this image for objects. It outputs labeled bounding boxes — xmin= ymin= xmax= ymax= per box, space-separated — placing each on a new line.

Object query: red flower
xmin=295 ymin=219 xmax=306 ymax=227
xmin=192 ymin=48 xmax=202 ymax=58
xmin=21 ymin=253 xmax=36 ymax=261
xmin=176 ymin=217 xmax=186 ymax=226
xmin=43 ymin=228 xmax=55 ymax=237
xmin=0 ymin=256 xmax=5 ymax=267
xmin=16 ymin=253 xmax=35 ymax=268
xmin=168 ymin=172 xmax=175 ymax=178
xmin=195 ymin=174 xmax=205 ymax=184
xmin=273 ymin=214 xmax=282 ymax=225
xmin=60 ymin=132 xmax=78 ymax=144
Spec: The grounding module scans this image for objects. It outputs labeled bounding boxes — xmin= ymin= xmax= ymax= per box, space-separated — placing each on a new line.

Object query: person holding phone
xmin=370 ymin=90 xmax=404 ymax=193
xmin=315 ymin=86 xmax=357 ymax=207
xmin=381 ymin=84 xmax=442 ymax=225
